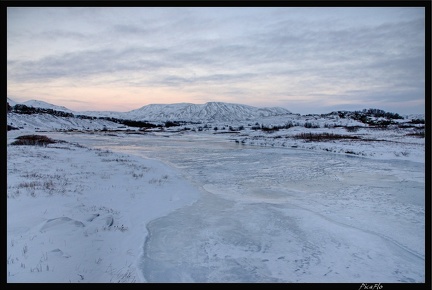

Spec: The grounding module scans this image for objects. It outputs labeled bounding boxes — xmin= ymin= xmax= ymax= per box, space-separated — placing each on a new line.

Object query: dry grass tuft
xmin=294 ymin=132 xmax=361 ymax=142
xmin=11 ymin=135 xmax=57 ymax=146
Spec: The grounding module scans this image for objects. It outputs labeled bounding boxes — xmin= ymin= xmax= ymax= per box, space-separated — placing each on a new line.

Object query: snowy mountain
xmin=7 ymin=98 xmax=75 ymax=114
xmin=122 ymin=102 xmax=293 ymax=122
xmin=22 ymin=100 xmax=75 ymax=113
xmin=7 ymin=97 xmax=293 ymax=122
xmin=7 ymin=97 xmax=18 ymax=106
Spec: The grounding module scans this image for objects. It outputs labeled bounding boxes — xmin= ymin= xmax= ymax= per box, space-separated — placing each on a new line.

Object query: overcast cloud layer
xmin=7 ymin=7 xmax=425 ymax=114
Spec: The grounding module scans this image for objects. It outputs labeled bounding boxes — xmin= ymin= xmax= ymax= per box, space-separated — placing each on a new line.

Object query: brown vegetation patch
xmin=11 ymin=135 xmax=57 ymax=146
xmin=293 ymin=132 xmax=361 ymax=142
xmin=406 ymin=131 xmax=425 ymax=138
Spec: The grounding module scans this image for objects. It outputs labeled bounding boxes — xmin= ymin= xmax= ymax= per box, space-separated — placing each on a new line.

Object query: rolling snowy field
xmin=6 ymin=125 xmax=426 ymax=283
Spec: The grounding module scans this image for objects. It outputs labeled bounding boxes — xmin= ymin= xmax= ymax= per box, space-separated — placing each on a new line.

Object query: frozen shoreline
xmin=7 ymin=134 xmax=201 ymax=282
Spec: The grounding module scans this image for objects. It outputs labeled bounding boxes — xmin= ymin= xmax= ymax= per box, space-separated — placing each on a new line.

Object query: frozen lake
xmin=48 ymin=132 xmax=425 ymax=282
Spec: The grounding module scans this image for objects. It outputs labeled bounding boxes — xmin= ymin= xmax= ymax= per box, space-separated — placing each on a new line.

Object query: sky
xmin=7 ymin=6 xmax=426 ymax=115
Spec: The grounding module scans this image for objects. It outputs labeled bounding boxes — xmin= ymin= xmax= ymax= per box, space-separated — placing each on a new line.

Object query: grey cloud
xmin=159 ymin=76 xmax=194 ymax=86
xmin=344 ymin=88 xmax=425 ymax=103
xmin=7 ymin=8 xmax=424 ymax=114
xmin=156 ymin=72 xmax=260 ymax=87
xmin=284 ymin=89 xmax=424 ymax=115
xmin=195 ymin=73 xmax=258 ymax=83
xmin=301 ymin=89 xmax=426 ymax=116
xmin=56 ymin=98 xmax=92 ymax=104
xmin=251 ymin=17 xmax=424 ymax=66
xmin=8 ymin=46 xmax=174 ymax=83
xmin=112 ymin=24 xmax=151 ymax=35
xmin=40 ymin=30 xmax=88 ymax=41
xmin=8 ymin=34 xmax=264 ymax=87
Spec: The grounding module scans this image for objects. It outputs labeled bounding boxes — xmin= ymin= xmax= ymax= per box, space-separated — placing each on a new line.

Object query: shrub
xmin=261 ymin=126 xmax=279 ymax=132
xmin=7 ymin=125 xmax=19 ymax=131
xmin=345 ymin=126 xmax=360 ymax=132
xmin=11 ymin=135 xmax=57 ymax=146
xmin=406 ymin=131 xmax=425 ymax=138
xmin=293 ymin=132 xmax=361 ymax=142
xmin=410 ymin=119 xmax=425 ymax=124
xmin=304 ymin=122 xmax=320 ymax=128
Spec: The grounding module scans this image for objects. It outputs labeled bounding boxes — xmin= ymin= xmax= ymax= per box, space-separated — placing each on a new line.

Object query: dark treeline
xmin=98 ymin=117 xmax=160 ymax=128
xmin=318 ymin=108 xmax=406 ymax=127
xmin=10 ymin=104 xmax=75 ymax=118
xmin=334 ymin=108 xmax=403 ymax=121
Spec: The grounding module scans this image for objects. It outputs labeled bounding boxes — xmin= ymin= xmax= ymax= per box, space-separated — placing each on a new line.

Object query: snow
xmin=230 ymin=125 xmax=425 ymax=164
xmin=22 ymin=100 xmax=75 ymax=114
xmin=7 ymin=125 xmax=426 ymax=283
xmin=7 ymin=112 xmax=126 ymax=132
xmin=116 ymin=101 xmax=293 ymax=122
xmin=7 ymin=133 xmax=200 ymax=283
xmin=6 ymin=98 xmax=427 ymax=283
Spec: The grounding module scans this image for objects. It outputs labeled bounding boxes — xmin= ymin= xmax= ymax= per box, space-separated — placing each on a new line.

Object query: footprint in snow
xmin=86 ymin=213 xmax=100 ymax=222
xmin=40 ymin=217 xmax=85 ymax=232
xmin=50 ymin=248 xmax=71 ymax=258
xmin=85 ymin=213 xmax=114 ymax=227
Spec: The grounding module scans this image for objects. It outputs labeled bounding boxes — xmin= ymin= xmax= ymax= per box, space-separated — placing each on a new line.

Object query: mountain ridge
xmin=12 ymin=99 xmax=75 ymax=113
xmin=7 ymin=98 xmax=293 ymax=122
xmin=123 ymin=101 xmax=292 ymax=122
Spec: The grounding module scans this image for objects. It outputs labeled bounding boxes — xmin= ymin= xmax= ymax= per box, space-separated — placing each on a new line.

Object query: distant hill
xmin=121 ymin=102 xmax=293 ymax=122
xmin=7 ymin=97 xmax=18 ymax=107
xmin=22 ymin=100 xmax=74 ymax=114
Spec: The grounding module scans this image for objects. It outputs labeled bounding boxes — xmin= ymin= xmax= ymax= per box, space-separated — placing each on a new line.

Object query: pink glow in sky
xmin=7 ymin=6 xmax=426 ymax=114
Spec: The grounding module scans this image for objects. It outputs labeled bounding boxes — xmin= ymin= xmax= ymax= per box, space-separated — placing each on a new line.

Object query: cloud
xmin=7 ymin=7 xmax=425 ymax=114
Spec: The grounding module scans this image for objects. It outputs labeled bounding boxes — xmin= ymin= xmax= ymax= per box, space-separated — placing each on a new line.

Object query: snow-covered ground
xmin=7 ymin=123 xmax=426 ymax=283
xmin=7 ymin=132 xmax=200 ymax=283
xmin=230 ymin=125 xmax=425 ymax=164
xmin=7 ymin=112 xmax=123 ymax=132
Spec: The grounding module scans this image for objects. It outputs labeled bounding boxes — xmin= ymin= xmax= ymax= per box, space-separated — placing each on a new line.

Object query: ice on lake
xmin=49 ymin=133 xmax=425 ymax=282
